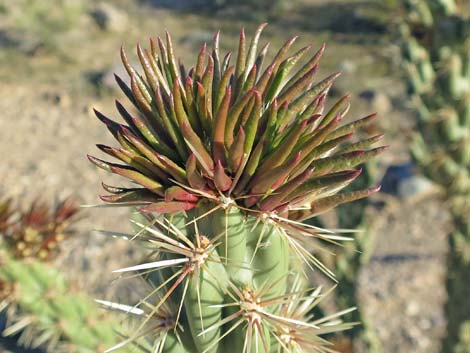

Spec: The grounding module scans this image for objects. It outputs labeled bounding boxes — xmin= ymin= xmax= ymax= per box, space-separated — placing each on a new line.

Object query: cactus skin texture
xmin=90 ymin=24 xmax=386 ymax=353
xmin=399 ymin=1 xmax=470 ymax=352
xmin=0 ymin=253 xmax=134 ymax=353
xmin=0 ymin=198 xmax=138 ymax=353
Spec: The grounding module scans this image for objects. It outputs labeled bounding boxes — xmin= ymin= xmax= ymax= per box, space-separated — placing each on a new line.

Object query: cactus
xmin=399 ymin=1 xmax=470 ymax=352
xmin=89 ymin=24 xmax=386 ymax=353
xmin=0 ymin=197 xmax=138 ymax=353
xmin=308 ymin=159 xmax=382 ymax=353
xmin=1 ymin=197 xmax=80 ymax=260
xmin=330 ymin=162 xmax=383 ymax=353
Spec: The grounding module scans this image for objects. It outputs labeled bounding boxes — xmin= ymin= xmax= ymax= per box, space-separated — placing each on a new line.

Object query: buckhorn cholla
xmin=89 ymin=23 xmax=386 ymax=353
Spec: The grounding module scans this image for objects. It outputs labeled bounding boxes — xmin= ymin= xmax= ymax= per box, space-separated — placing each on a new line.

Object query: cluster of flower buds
xmin=0 ymin=197 xmax=80 ymax=261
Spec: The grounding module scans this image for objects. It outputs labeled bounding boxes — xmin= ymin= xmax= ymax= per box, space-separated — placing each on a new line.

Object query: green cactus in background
xmin=331 ymin=162 xmax=383 ymax=353
xmin=0 ymin=252 xmax=136 ymax=353
xmin=307 ymin=158 xmax=382 ymax=353
xmin=399 ymin=1 xmax=470 ymax=352
xmin=89 ymin=24 xmax=386 ymax=352
xmin=0 ymin=198 xmax=138 ymax=353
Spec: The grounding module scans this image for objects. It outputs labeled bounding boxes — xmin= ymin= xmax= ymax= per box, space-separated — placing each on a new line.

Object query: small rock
xmin=398 ymin=175 xmax=435 ymax=200
xmin=328 ymin=82 xmax=347 ymax=97
xmin=419 ymin=317 xmax=432 ymax=330
xmin=90 ymin=3 xmax=128 ymax=32
xmin=0 ymin=29 xmax=42 ymax=56
xmin=53 ymin=93 xmax=72 ymax=108
xmin=381 ymin=162 xmax=414 ymax=195
xmin=339 ymin=59 xmax=357 ymax=74
xmin=359 ymin=89 xmax=392 ymax=114
xmin=41 ymin=92 xmax=72 ymax=108
xmin=406 ymin=301 xmax=420 ymax=316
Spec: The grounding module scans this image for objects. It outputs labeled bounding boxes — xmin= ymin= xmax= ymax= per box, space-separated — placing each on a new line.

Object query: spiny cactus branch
xmin=90 ymin=24 xmax=385 ymax=353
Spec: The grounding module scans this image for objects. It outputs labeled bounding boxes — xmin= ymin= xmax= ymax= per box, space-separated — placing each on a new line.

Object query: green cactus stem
xmin=0 ymin=251 xmax=136 ymax=353
xmin=0 ymin=198 xmax=140 ymax=353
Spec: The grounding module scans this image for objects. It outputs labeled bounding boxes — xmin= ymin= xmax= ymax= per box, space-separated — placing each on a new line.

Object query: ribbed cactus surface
xmin=90 ymin=24 xmax=386 ymax=353
xmin=0 ymin=252 xmax=134 ymax=353
xmin=400 ymin=1 xmax=470 ymax=352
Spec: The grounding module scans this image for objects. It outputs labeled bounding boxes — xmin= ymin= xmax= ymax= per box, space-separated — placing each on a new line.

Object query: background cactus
xmin=1 ymin=197 xmax=80 ymax=260
xmin=89 ymin=24 xmax=386 ymax=352
xmin=0 ymin=197 xmax=138 ymax=353
xmin=327 ymin=162 xmax=383 ymax=353
xmin=306 ymin=151 xmax=383 ymax=353
xmin=399 ymin=1 xmax=470 ymax=352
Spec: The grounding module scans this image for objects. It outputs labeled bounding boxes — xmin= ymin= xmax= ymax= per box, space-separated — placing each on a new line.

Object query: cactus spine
xmin=399 ymin=1 xmax=470 ymax=352
xmin=89 ymin=24 xmax=386 ymax=352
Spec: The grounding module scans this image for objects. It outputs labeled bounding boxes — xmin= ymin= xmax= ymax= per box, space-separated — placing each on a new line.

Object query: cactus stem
xmin=115 ymin=218 xmax=229 ymax=351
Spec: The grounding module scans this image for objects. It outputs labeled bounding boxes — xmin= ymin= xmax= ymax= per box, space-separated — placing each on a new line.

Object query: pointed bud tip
xmin=352 ymin=168 xmax=363 ymax=178
xmin=99 ymin=195 xmax=111 ymax=202
xmin=87 ymin=155 xmax=103 ymax=166
xmin=289 ymin=35 xmax=299 ymax=43
xmin=377 ymin=145 xmax=390 ymax=152
xmin=376 ymin=133 xmax=385 ymax=139
xmin=374 ymin=185 xmax=382 ymax=192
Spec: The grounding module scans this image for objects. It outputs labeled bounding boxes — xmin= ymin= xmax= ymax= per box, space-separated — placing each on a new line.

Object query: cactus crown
xmin=90 ymin=23 xmax=385 ymax=220
xmin=90 ymin=24 xmax=385 ymax=353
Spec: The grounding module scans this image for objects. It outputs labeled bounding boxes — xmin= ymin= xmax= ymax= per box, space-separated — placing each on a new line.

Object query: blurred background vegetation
xmin=0 ymin=0 xmax=468 ymax=352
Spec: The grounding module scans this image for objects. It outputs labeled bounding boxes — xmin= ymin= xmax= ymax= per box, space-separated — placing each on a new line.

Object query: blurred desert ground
xmin=0 ymin=0 xmax=466 ymax=352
